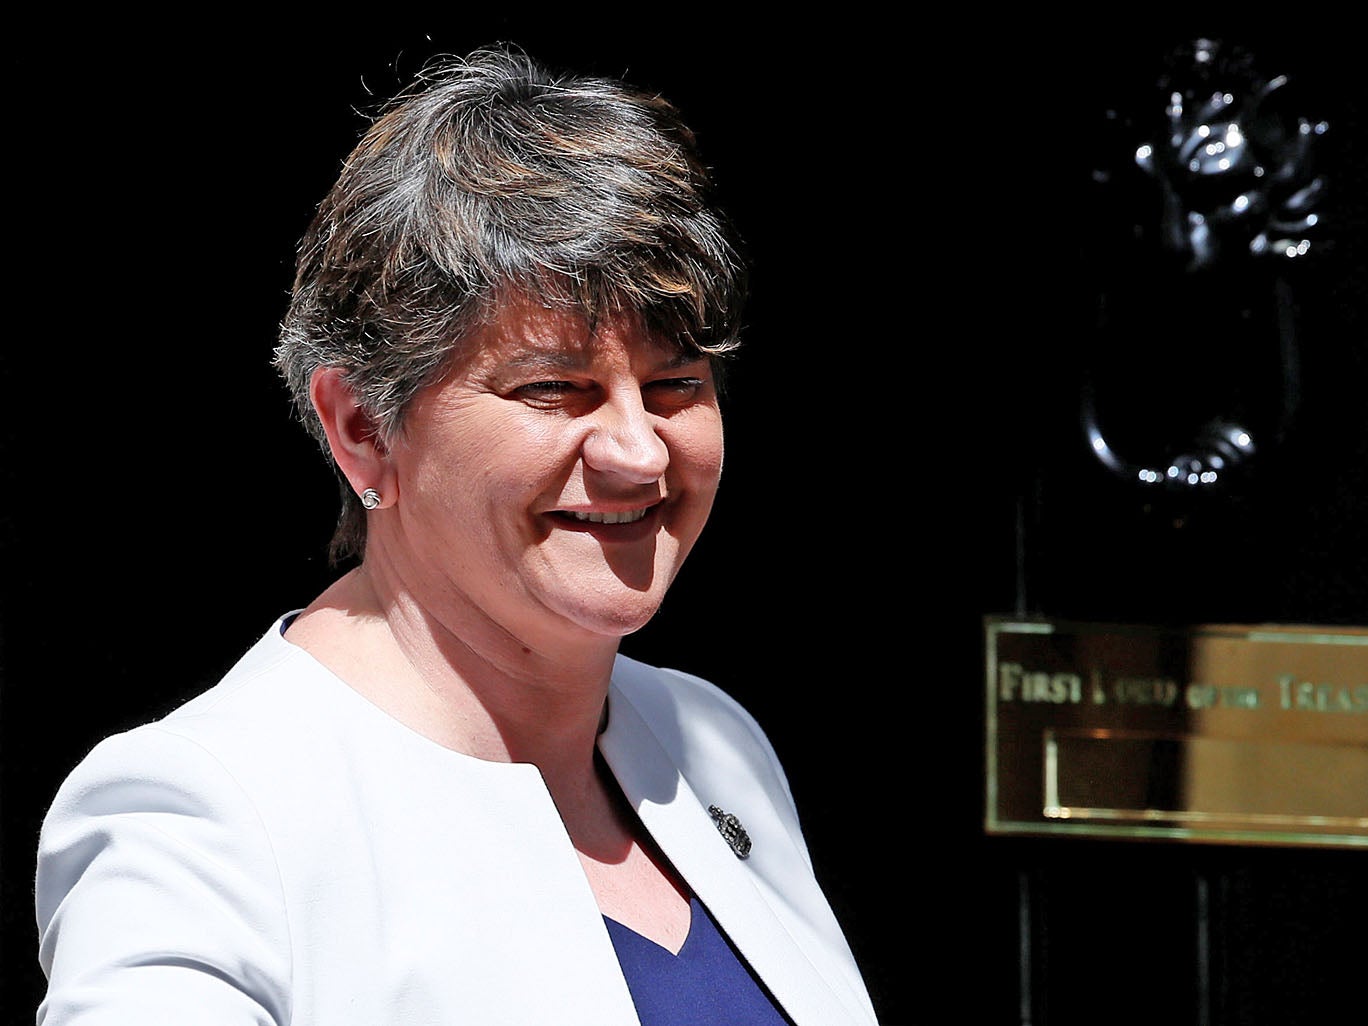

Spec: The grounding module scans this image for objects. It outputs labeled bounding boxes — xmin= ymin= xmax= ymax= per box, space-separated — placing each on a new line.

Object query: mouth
xmin=549 ymin=501 xmax=662 ymax=531
xmin=562 ymin=507 xmax=651 ymax=525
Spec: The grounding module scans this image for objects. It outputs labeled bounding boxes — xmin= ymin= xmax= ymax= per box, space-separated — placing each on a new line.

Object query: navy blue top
xmin=604 ymin=897 xmax=793 ymax=1025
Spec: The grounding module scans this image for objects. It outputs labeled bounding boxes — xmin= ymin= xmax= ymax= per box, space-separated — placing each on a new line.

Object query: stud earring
xmin=360 ymin=488 xmax=382 ymax=510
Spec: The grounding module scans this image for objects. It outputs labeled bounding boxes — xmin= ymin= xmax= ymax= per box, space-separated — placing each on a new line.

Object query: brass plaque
xmin=985 ymin=618 xmax=1368 ymax=848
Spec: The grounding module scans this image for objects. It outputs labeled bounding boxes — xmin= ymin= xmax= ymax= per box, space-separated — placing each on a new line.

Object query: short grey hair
xmin=274 ymin=46 xmax=748 ymax=564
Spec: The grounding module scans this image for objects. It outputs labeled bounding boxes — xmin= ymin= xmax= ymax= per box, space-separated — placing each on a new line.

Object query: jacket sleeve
xmin=35 ymin=726 xmax=292 ymax=1025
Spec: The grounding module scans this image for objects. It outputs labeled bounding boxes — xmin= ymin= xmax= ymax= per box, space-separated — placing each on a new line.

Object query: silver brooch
xmin=708 ymin=805 xmax=752 ymax=859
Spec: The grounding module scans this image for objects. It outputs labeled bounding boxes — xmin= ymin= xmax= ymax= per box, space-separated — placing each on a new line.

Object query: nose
xmin=582 ymin=388 xmax=669 ymax=484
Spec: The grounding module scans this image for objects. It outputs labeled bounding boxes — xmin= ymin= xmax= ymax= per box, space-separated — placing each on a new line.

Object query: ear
xmin=309 ymin=367 xmax=397 ymax=506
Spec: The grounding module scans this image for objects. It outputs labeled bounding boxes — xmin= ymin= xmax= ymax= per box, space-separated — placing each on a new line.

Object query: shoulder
xmin=609 ymin=653 xmax=798 ymax=810
xmin=39 ymin=616 xmax=308 ymax=836
xmin=37 ymin=616 xmax=338 ymax=923
xmin=121 ymin=613 xmax=375 ymax=776
xmin=611 ymin=653 xmax=775 ymax=742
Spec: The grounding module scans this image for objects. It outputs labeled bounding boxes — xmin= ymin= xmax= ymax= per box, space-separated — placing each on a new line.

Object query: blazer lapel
xmin=599 ymin=680 xmax=869 ymax=1026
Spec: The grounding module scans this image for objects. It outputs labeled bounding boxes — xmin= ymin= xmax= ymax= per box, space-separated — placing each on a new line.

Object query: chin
xmin=570 ymin=595 xmax=669 ymax=640
xmin=534 ymin=545 xmax=688 ymax=640
xmin=547 ymin=574 xmax=677 ymax=641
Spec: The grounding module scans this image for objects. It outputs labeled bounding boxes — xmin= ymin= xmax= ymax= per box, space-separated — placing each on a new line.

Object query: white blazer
xmin=36 ymin=617 xmax=878 ymax=1025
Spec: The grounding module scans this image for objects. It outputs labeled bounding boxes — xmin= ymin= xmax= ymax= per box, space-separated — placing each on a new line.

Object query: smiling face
xmin=373 ymin=297 xmax=724 ymax=649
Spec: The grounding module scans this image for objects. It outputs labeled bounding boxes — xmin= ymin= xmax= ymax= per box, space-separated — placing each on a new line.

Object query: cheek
xmin=669 ymin=410 xmax=725 ymax=487
xmin=416 ymin=418 xmax=561 ymax=499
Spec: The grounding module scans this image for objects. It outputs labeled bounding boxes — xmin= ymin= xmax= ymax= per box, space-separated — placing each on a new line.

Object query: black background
xmin=4 ymin=16 xmax=1365 ymax=1024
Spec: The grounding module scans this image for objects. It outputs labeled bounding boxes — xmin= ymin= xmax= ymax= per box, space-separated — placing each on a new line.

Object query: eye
xmin=518 ymin=380 xmax=576 ymax=395
xmin=645 ymin=376 xmax=709 ymax=410
xmin=647 ymin=376 xmax=706 ymax=397
xmin=512 ymin=380 xmax=585 ymax=407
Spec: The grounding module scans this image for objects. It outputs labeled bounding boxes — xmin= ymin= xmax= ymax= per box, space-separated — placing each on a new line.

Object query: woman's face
xmin=378 ymin=298 xmax=723 ymax=647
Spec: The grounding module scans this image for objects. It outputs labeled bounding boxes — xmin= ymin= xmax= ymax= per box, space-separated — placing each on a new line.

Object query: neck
xmin=287 ymin=562 xmax=620 ymax=783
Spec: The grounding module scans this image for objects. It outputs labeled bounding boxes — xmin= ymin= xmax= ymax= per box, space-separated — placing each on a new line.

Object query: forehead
xmin=458 ymin=296 xmax=689 ymax=371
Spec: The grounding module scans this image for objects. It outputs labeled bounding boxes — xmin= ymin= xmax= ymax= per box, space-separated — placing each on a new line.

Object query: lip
xmin=546 ymin=501 xmax=664 ymax=540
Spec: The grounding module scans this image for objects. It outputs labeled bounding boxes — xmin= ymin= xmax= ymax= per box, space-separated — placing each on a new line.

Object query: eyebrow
xmin=659 ymin=349 xmax=711 ymax=370
xmin=502 ymin=351 xmax=585 ymax=371
xmin=500 ymin=347 xmax=706 ymax=373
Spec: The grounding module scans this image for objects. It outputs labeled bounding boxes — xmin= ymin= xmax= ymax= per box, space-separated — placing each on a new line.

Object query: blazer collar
xmin=598 ymin=678 xmax=868 ymax=1026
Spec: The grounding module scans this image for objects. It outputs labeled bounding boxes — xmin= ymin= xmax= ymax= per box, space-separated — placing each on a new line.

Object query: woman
xmin=35 ymin=47 xmax=878 ymax=1025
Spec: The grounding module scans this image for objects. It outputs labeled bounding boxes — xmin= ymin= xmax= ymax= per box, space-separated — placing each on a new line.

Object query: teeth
xmin=566 ymin=508 xmax=649 ymax=524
